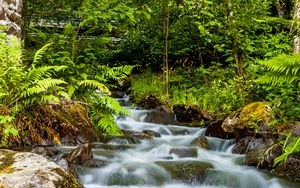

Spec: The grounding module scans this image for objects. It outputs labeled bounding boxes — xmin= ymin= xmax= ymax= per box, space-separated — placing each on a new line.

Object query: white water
xmin=79 ymin=99 xmax=299 ymax=188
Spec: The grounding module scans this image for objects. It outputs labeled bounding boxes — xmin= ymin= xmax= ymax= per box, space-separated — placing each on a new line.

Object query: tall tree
xmin=162 ymin=0 xmax=170 ymax=95
xmin=0 ymin=0 xmax=23 ymax=39
xmin=294 ymin=0 xmax=300 ymax=53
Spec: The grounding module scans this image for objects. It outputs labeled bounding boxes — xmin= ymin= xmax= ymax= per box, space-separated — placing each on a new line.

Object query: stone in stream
xmin=63 ymin=143 xmax=105 ymax=177
xmin=169 ymin=148 xmax=198 ymax=158
xmin=205 ymin=120 xmax=235 ymax=139
xmin=275 ymin=155 xmax=300 ymax=182
xmin=145 ymin=105 xmax=177 ymax=125
xmin=156 ymin=161 xmax=213 ymax=184
xmin=191 ymin=135 xmax=210 ymax=150
xmin=0 ymin=149 xmax=83 ymax=188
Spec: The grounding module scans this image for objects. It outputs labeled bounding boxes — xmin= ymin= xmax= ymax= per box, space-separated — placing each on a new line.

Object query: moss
xmin=0 ymin=150 xmax=16 ymax=174
xmin=232 ymin=102 xmax=271 ymax=130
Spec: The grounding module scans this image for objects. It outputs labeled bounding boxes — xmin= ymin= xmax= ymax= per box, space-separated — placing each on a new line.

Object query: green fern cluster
xmin=257 ymin=54 xmax=300 ymax=85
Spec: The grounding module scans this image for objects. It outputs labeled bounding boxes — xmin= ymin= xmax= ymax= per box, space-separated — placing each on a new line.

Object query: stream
xmin=78 ymin=98 xmax=299 ymax=188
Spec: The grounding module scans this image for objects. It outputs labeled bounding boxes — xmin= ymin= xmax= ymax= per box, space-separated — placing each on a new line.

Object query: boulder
xmin=205 ymin=120 xmax=235 ymax=139
xmin=275 ymin=155 xmax=300 ymax=182
xmin=222 ymin=102 xmax=273 ymax=141
xmin=63 ymin=144 xmax=104 ymax=176
xmin=145 ymin=105 xmax=177 ymax=125
xmin=137 ymin=94 xmax=161 ymax=109
xmin=191 ymin=136 xmax=210 ymax=150
xmin=0 ymin=149 xmax=83 ymax=188
xmin=173 ymin=104 xmax=204 ymax=123
xmin=156 ymin=161 xmax=213 ymax=184
xmin=244 ymin=139 xmax=277 ymax=168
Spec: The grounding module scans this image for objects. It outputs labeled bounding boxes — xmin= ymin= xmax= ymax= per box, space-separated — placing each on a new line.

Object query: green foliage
xmin=274 ymin=134 xmax=300 ymax=166
xmin=257 ymin=54 xmax=300 ymax=85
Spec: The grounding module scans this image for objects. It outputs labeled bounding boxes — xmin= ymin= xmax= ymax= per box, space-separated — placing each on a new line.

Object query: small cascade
xmin=79 ymin=98 xmax=299 ymax=188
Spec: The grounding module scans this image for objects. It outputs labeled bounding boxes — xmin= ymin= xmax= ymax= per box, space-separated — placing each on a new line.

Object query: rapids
xmin=78 ymin=98 xmax=299 ymax=188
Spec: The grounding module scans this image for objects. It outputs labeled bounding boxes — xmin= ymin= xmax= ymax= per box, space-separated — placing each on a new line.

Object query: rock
xmin=221 ymin=102 xmax=273 ymax=141
xmin=191 ymin=136 xmax=210 ymax=150
xmin=14 ymin=100 xmax=100 ymax=146
xmin=275 ymin=121 xmax=300 ymax=141
xmin=145 ymin=105 xmax=177 ymax=125
xmin=169 ymin=148 xmax=198 ymax=158
xmin=0 ymin=149 xmax=83 ymax=188
xmin=275 ymin=155 xmax=300 ymax=182
xmin=173 ymin=104 xmax=204 ymax=123
xmin=244 ymin=139 xmax=277 ymax=168
xmin=205 ymin=120 xmax=235 ymax=139
xmin=232 ymin=137 xmax=262 ymax=154
xmin=63 ymin=144 xmax=105 ymax=176
xmin=156 ymin=161 xmax=213 ymax=183
xmin=138 ymin=94 xmax=161 ymax=109
xmin=121 ymin=129 xmax=161 ymax=143
xmin=111 ymin=91 xmax=126 ymax=98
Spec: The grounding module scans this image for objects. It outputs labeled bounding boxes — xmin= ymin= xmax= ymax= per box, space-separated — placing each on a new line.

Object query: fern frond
xmin=100 ymin=95 xmax=129 ymax=115
xmin=26 ymin=66 xmax=68 ymax=84
xmin=97 ymin=114 xmax=121 ymax=135
xmin=36 ymin=78 xmax=67 ymax=90
xmin=257 ymin=54 xmax=300 ymax=85
xmin=40 ymin=95 xmax=60 ymax=103
xmin=33 ymin=43 xmax=52 ymax=64
xmin=79 ymin=80 xmax=111 ymax=94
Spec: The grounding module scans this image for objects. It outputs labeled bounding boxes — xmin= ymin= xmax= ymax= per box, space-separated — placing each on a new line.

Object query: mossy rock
xmin=13 ymin=100 xmax=100 ymax=146
xmin=222 ymin=102 xmax=273 ymax=140
xmin=0 ymin=149 xmax=83 ymax=188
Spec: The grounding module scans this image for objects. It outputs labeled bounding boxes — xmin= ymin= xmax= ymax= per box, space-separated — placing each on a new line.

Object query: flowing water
xmin=78 ymin=98 xmax=299 ymax=188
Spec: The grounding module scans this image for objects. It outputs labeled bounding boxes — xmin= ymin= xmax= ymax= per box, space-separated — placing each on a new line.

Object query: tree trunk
xmin=0 ymin=0 xmax=23 ymax=39
xmin=294 ymin=0 xmax=300 ymax=53
xmin=226 ymin=0 xmax=243 ymax=77
xmin=162 ymin=0 xmax=170 ymax=96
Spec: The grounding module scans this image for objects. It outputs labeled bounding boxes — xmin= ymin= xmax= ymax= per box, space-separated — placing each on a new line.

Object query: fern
xmin=79 ymin=80 xmax=111 ymax=94
xmin=33 ymin=43 xmax=52 ymax=64
xmin=256 ymin=54 xmax=300 ymax=85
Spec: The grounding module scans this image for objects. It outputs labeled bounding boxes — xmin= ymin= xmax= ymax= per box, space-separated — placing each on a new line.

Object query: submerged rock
xmin=169 ymin=148 xmax=198 ymax=158
xmin=191 ymin=136 xmax=210 ymax=150
xmin=0 ymin=149 xmax=83 ymax=188
xmin=156 ymin=161 xmax=213 ymax=184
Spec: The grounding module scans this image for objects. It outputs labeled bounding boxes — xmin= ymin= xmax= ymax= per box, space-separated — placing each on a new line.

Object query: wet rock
xmin=145 ymin=105 xmax=177 ymax=125
xmin=244 ymin=139 xmax=277 ymax=168
xmin=92 ymin=143 xmax=133 ymax=151
xmin=121 ymin=129 xmax=161 ymax=143
xmin=205 ymin=120 xmax=235 ymax=139
xmin=173 ymin=104 xmax=204 ymax=123
xmin=191 ymin=136 xmax=210 ymax=150
xmin=0 ymin=149 xmax=83 ymax=188
xmin=169 ymin=148 xmax=198 ymax=158
xmin=222 ymin=102 xmax=273 ymax=141
xmin=138 ymin=94 xmax=161 ymax=109
xmin=63 ymin=144 xmax=104 ymax=176
xmin=232 ymin=137 xmax=263 ymax=154
xmin=275 ymin=155 xmax=300 ymax=182
xmin=111 ymin=91 xmax=126 ymax=98
xmin=156 ymin=161 xmax=213 ymax=183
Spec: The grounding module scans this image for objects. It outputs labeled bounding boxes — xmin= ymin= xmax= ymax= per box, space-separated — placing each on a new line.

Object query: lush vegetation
xmin=0 ymin=0 xmax=299 ymax=166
